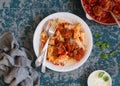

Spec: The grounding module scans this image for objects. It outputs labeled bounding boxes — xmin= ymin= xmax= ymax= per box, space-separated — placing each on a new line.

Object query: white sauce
xmin=88 ymin=70 xmax=112 ymax=86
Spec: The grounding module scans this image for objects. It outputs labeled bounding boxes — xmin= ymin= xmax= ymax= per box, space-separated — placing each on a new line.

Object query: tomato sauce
xmin=52 ymin=23 xmax=85 ymax=61
xmin=82 ymin=0 xmax=120 ymax=24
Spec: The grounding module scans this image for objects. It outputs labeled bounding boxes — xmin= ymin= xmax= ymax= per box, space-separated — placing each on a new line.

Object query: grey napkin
xmin=0 ymin=32 xmax=40 ymax=86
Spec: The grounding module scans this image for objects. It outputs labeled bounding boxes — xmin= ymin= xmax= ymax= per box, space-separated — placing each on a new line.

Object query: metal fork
xmin=35 ymin=20 xmax=57 ymax=72
xmin=41 ymin=21 xmax=58 ymax=73
xmin=35 ymin=20 xmax=51 ymax=67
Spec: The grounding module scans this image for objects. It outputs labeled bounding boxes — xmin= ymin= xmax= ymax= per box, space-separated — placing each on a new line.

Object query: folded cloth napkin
xmin=0 ymin=32 xmax=40 ymax=86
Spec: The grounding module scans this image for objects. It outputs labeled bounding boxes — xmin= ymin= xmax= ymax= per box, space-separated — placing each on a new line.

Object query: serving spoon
xmin=102 ymin=0 xmax=120 ymax=27
xmin=110 ymin=12 xmax=120 ymax=27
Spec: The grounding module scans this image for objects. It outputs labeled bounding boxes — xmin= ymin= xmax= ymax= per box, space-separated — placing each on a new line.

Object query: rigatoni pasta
xmin=40 ymin=18 xmax=86 ymax=66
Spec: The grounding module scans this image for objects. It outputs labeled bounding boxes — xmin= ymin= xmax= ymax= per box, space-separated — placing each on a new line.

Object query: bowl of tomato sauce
xmin=81 ymin=0 xmax=120 ymax=25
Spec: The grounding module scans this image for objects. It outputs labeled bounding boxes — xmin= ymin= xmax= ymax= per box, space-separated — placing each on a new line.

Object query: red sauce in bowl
xmin=82 ymin=0 xmax=120 ymax=24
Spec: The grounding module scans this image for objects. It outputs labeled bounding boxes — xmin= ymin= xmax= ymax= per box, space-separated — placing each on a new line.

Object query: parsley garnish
xmin=94 ymin=32 xmax=101 ymax=38
xmin=98 ymin=72 xmax=105 ymax=78
xmin=110 ymin=50 xmax=117 ymax=56
xmin=100 ymin=53 xmax=108 ymax=59
xmin=103 ymin=76 xmax=109 ymax=82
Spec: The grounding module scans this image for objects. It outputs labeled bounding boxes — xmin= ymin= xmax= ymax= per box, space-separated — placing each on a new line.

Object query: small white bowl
xmin=33 ymin=12 xmax=93 ymax=72
xmin=88 ymin=70 xmax=112 ymax=86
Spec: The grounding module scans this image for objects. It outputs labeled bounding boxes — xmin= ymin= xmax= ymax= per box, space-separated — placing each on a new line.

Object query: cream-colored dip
xmin=88 ymin=70 xmax=112 ymax=86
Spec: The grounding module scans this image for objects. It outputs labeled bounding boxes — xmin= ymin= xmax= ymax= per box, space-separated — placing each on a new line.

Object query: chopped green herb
xmin=94 ymin=41 xmax=103 ymax=47
xmin=100 ymin=43 xmax=106 ymax=50
xmin=98 ymin=72 xmax=105 ymax=78
xmin=105 ymin=42 xmax=110 ymax=48
xmin=110 ymin=50 xmax=117 ymax=56
xmin=100 ymin=53 xmax=108 ymax=59
xmin=94 ymin=41 xmax=110 ymax=50
xmin=103 ymin=76 xmax=109 ymax=82
xmin=94 ymin=33 xmax=101 ymax=38
xmin=100 ymin=42 xmax=110 ymax=50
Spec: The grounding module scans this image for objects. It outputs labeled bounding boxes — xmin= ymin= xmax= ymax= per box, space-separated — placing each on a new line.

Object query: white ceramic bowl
xmin=33 ymin=12 xmax=93 ymax=72
xmin=88 ymin=70 xmax=112 ymax=86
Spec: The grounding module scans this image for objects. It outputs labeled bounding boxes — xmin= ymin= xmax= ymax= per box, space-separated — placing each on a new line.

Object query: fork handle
xmin=41 ymin=48 xmax=47 ymax=73
xmin=35 ymin=51 xmax=45 ymax=67
xmin=35 ymin=38 xmax=50 ymax=67
xmin=41 ymin=38 xmax=50 ymax=73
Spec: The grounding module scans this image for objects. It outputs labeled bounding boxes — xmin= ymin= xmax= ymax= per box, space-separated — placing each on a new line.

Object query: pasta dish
xmin=40 ymin=18 xmax=86 ymax=66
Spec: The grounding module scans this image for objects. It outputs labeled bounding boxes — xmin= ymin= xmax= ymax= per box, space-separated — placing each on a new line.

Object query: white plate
xmin=33 ymin=12 xmax=93 ymax=72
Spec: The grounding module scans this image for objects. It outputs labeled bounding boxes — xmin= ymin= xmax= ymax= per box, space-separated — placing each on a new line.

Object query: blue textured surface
xmin=0 ymin=0 xmax=120 ymax=86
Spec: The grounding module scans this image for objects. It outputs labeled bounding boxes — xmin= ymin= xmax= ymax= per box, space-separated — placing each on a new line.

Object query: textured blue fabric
xmin=0 ymin=0 xmax=120 ymax=86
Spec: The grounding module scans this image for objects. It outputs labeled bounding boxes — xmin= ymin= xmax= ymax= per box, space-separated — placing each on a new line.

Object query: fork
xmin=35 ymin=19 xmax=57 ymax=72
xmin=35 ymin=21 xmax=51 ymax=67
xmin=41 ymin=21 xmax=58 ymax=73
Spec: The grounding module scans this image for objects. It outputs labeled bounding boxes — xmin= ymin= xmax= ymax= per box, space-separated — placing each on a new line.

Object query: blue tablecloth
xmin=0 ymin=0 xmax=120 ymax=86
